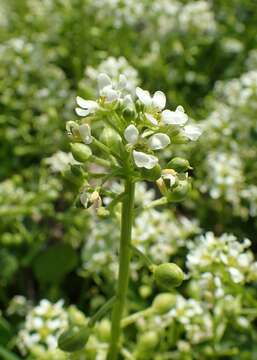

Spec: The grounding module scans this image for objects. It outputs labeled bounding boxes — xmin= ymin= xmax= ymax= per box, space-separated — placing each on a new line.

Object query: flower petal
xmin=98 ymin=73 xmax=112 ymax=90
xmin=79 ymin=124 xmax=92 ymax=144
xmin=148 ymin=133 xmax=170 ymax=150
xmin=75 ymin=107 xmax=90 ymax=117
xmin=118 ymin=74 xmax=127 ymax=90
xmin=76 ymin=96 xmax=99 ymax=111
xmin=161 ymin=109 xmax=188 ymax=125
xmin=183 ymin=125 xmax=202 ymax=141
xmin=133 ymin=150 xmax=158 ymax=169
xmin=136 ymin=87 xmax=152 ymax=107
xmin=145 ymin=113 xmax=158 ymax=125
xmin=124 ymin=124 xmax=139 ymax=145
xmin=152 ymin=91 xmax=166 ymax=111
xmin=101 ymin=85 xmax=119 ymax=102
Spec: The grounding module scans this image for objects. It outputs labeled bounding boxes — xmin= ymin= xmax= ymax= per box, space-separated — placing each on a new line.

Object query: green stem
xmin=121 ymin=307 xmax=153 ymax=328
xmin=107 ymin=180 xmax=135 ymax=360
xmin=130 ymin=245 xmax=154 ymax=269
xmin=88 ymin=296 xmax=116 ymax=327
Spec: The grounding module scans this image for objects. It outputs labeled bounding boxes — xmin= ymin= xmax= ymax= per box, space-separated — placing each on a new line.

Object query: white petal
xmin=136 ymin=87 xmax=152 ymax=107
xmin=145 ymin=113 xmax=158 ymax=125
xmin=76 ymin=96 xmax=99 ymax=111
xmin=118 ymin=74 xmax=127 ymax=89
xmin=123 ymin=94 xmax=134 ymax=107
xmin=152 ymin=91 xmax=166 ymax=111
xmin=133 ymin=150 xmax=158 ymax=169
xmin=79 ymin=124 xmax=92 ymax=144
xmin=98 ymin=73 xmax=112 ymax=90
xmin=183 ymin=125 xmax=202 ymax=141
xmin=161 ymin=109 xmax=188 ymax=125
xmin=75 ymin=107 xmax=90 ymax=117
xmin=124 ymin=124 xmax=139 ymax=144
xmin=148 ymin=133 xmax=170 ymax=150
xmin=101 ymin=85 xmax=119 ymax=102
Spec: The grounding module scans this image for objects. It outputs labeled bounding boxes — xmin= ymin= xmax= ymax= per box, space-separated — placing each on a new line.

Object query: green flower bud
xmin=62 ymin=168 xmax=84 ymax=187
xmin=140 ymin=164 xmax=162 ymax=181
xmin=172 ymin=134 xmax=189 ymax=144
xmin=58 ymin=325 xmax=90 ymax=353
xmin=70 ymin=164 xmax=87 ymax=179
xmin=167 ymin=157 xmax=191 ymax=172
xmin=152 ymin=293 xmax=177 ymax=314
xmin=70 ymin=143 xmax=92 ymax=163
xmin=138 ymin=331 xmax=159 ymax=350
xmin=100 ymin=127 xmax=122 ymax=153
xmin=167 ymin=180 xmax=191 ymax=202
xmin=153 ymin=263 xmax=184 ymax=290
xmin=122 ymin=107 xmax=136 ymax=120
xmin=96 ymin=319 xmax=111 ymax=342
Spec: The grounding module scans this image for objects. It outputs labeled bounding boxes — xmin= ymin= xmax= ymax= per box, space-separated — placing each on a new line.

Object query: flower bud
xmin=152 ymin=293 xmax=177 ymax=314
xmin=100 ymin=127 xmax=122 ymax=153
xmin=122 ymin=107 xmax=136 ymax=120
xmin=139 ymin=164 xmax=162 ymax=181
xmin=153 ymin=263 xmax=184 ymax=290
xmin=96 ymin=319 xmax=111 ymax=342
xmin=58 ymin=325 xmax=90 ymax=352
xmin=70 ymin=143 xmax=92 ymax=163
xmin=172 ymin=133 xmax=189 ymax=144
xmin=167 ymin=157 xmax=191 ymax=172
xmin=138 ymin=331 xmax=159 ymax=350
xmin=66 ymin=121 xmax=80 ymax=141
xmin=70 ymin=164 xmax=87 ymax=179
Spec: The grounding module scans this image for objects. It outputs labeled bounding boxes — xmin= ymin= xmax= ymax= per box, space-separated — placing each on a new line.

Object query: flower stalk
xmin=107 ymin=180 xmax=135 ymax=360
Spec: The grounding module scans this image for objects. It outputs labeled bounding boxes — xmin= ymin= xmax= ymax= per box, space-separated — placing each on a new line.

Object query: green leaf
xmin=0 ymin=346 xmax=21 ymax=360
xmin=33 ymin=244 xmax=78 ymax=284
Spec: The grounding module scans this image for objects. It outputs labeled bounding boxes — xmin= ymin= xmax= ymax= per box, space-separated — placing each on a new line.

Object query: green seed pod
xmin=140 ymin=164 xmax=162 ymax=181
xmin=152 ymin=293 xmax=177 ymax=314
xmin=167 ymin=157 xmax=191 ymax=172
xmin=166 ymin=180 xmax=191 ymax=202
xmin=100 ymin=127 xmax=122 ymax=153
xmin=153 ymin=263 xmax=184 ymax=290
xmin=70 ymin=143 xmax=92 ymax=163
xmin=58 ymin=325 xmax=90 ymax=353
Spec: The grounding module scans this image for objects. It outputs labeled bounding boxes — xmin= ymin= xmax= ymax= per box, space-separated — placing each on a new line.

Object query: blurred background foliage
xmin=0 ymin=0 xmax=257 ymax=359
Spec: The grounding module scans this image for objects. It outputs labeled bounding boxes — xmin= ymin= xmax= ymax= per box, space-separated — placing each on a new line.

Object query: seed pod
xmin=167 ymin=157 xmax=191 ymax=172
xmin=152 ymin=293 xmax=177 ymax=314
xmin=153 ymin=263 xmax=184 ymax=290
xmin=140 ymin=164 xmax=162 ymax=181
xmin=70 ymin=143 xmax=92 ymax=163
xmin=58 ymin=325 xmax=90 ymax=353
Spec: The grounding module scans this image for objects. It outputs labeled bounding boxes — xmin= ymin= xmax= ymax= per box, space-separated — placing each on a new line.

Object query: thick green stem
xmin=107 ymin=180 xmax=135 ymax=360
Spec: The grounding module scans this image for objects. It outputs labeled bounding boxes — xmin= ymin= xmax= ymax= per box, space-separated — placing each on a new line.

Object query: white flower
xmin=98 ymin=73 xmax=112 ymax=90
xmin=183 ymin=124 xmax=202 ymax=141
xmin=124 ymin=124 xmax=139 ymax=144
xmin=136 ymin=87 xmax=166 ymax=110
xmin=75 ymin=96 xmax=99 ymax=117
xmin=100 ymin=85 xmax=119 ymax=102
xmin=152 ymin=90 xmax=166 ymax=110
xmin=133 ymin=150 xmax=158 ymax=169
xmin=229 ymin=267 xmax=244 ymax=283
xmin=148 ymin=133 xmax=170 ymax=150
xmin=79 ymin=124 xmax=92 ymax=144
xmin=161 ymin=106 xmax=188 ymax=125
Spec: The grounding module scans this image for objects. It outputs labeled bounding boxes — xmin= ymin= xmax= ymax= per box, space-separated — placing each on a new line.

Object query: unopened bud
xmin=167 ymin=157 xmax=191 ymax=172
xmin=140 ymin=164 xmax=162 ymax=181
xmin=71 ymin=143 xmax=92 ymax=163
xmin=167 ymin=180 xmax=191 ymax=202
xmin=152 ymin=293 xmax=176 ymax=314
xmin=153 ymin=263 xmax=184 ymax=290
xmin=100 ymin=127 xmax=122 ymax=153
xmin=58 ymin=325 xmax=90 ymax=353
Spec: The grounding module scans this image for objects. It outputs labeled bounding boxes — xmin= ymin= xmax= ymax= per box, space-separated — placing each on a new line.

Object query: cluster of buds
xmin=66 ymin=72 xmax=201 ymax=210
